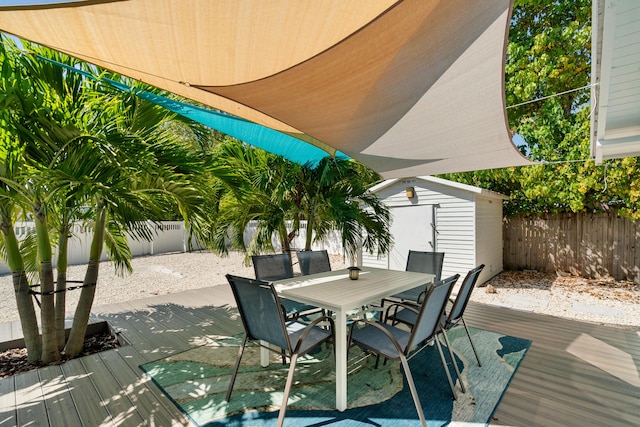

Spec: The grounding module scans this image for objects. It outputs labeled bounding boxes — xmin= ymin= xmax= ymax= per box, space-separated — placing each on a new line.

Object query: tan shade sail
xmin=0 ymin=0 xmax=532 ymax=178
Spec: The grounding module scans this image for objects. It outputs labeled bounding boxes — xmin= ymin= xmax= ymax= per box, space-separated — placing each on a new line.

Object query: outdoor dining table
xmin=272 ymin=266 xmax=435 ymax=412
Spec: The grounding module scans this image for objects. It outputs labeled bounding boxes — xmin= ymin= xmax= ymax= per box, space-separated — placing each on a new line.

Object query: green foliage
xmin=208 ymin=138 xmax=299 ymax=257
xmin=207 ymin=138 xmax=391 ymax=260
xmin=293 ymin=157 xmax=390 ymax=257
xmin=440 ymin=0 xmax=640 ymax=220
xmin=0 ymin=37 xmax=220 ymax=361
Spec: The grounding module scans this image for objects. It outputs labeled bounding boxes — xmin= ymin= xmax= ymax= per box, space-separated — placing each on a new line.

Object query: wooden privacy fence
xmin=504 ymin=212 xmax=640 ymax=283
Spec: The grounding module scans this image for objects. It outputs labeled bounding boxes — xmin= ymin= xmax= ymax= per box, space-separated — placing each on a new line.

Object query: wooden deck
xmin=1 ymin=285 xmax=638 ymax=427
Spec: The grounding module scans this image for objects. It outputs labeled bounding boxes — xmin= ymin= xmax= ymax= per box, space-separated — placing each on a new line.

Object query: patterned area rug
xmin=141 ymin=327 xmax=530 ymax=426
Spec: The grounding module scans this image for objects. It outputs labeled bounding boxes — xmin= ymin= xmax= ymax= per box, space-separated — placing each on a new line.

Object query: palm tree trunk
xmin=34 ymin=208 xmax=60 ymax=364
xmin=304 ymin=210 xmax=315 ymax=251
xmin=278 ymin=222 xmax=290 ymax=253
xmin=64 ymin=207 xmax=106 ymax=357
xmin=12 ymin=270 xmax=42 ymax=361
xmin=55 ymin=226 xmax=69 ymax=350
xmin=2 ymin=216 xmax=42 ymax=361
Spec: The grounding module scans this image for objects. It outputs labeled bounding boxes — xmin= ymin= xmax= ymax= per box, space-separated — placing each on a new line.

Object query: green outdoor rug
xmin=140 ymin=327 xmax=530 ymax=427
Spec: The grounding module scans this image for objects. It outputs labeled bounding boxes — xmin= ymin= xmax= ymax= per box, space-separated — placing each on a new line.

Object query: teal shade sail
xmin=38 ymin=55 xmax=347 ymax=167
xmin=119 ymin=86 xmax=348 ymax=167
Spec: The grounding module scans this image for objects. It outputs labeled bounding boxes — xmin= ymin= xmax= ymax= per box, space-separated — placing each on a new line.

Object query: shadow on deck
xmin=1 ymin=285 xmax=638 ymax=426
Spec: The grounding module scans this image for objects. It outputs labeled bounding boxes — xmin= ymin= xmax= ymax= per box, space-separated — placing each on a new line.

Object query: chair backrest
xmin=297 ymin=250 xmax=331 ymax=276
xmin=406 ymin=274 xmax=459 ymax=352
xmin=406 ymin=250 xmax=445 ymax=282
xmin=252 ymin=253 xmax=294 ymax=281
xmin=226 ymin=274 xmax=291 ymax=351
xmin=447 ymin=264 xmax=485 ymax=324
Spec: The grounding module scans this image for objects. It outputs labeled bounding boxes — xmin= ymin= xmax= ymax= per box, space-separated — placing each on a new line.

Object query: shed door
xmin=388 ymin=205 xmax=435 ymax=270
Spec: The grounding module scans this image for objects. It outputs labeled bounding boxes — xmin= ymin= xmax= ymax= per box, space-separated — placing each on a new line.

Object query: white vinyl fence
xmin=244 ymin=220 xmax=344 ymax=255
xmin=1 ymin=220 xmax=344 ymax=275
xmin=0 ymin=221 xmax=201 ymax=275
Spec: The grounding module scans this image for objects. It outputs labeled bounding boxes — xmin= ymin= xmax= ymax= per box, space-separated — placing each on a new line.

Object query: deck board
xmin=59 ymin=358 xmax=114 ymax=426
xmin=0 ymin=322 xmax=13 ymax=343
xmin=80 ymin=353 xmax=147 ymax=427
xmin=10 ymin=321 xmax=22 ymax=342
xmin=97 ymin=346 xmax=191 ymax=426
xmin=463 ymin=303 xmax=640 ymax=426
xmin=38 ymin=365 xmax=83 ymax=426
xmin=14 ymin=369 xmax=47 ymax=426
xmin=97 ymin=301 xmax=195 ymax=358
xmin=0 ymin=375 xmax=16 ymax=427
xmin=1 ymin=285 xmax=638 ymax=427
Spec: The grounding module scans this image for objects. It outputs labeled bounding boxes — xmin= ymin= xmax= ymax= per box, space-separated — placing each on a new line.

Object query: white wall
xmin=0 ymin=220 xmax=342 ymax=275
xmin=475 ymin=196 xmax=504 ymax=284
xmin=148 ymin=222 xmax=187 ymax=254
xmin=361 ymin=178 xmax=416 ymax=268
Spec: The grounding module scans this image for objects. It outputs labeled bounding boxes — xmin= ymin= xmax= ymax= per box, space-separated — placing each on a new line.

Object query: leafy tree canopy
xmin=440 ymin=0 xmax=640 ymax=220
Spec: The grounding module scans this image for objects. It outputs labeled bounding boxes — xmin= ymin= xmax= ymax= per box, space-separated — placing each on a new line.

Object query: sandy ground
xmin=1 ymin=251 xmax=638 ymax=329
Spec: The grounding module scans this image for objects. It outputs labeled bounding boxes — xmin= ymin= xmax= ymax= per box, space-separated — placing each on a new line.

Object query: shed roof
xmin=369 ymin=176 xmax=509 ymax=201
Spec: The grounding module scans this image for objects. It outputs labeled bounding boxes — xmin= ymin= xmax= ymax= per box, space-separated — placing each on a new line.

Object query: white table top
xmin=275 ymin=266 xmax=434 ymax=312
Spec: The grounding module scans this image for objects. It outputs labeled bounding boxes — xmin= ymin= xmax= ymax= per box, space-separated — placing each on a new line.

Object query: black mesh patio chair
xmin=380 ymin=250 xmax=445 ymax=307
xmin=348 ymin=274 xmax=460 ymax=426
xmin=297 ymin=249 xmax=332 ymax=276
xmin=386 ymin=265 xmax=485 ymax=367
xmin=440 ymin=264 xmax=485 ymax=366
xmin=252 ymin=253 xmax=323 ymax=320
xmin=225 ymin=274 xmax=335 ymax=427
xmin=384 ymin=264 xmax=485 ymax=398
xmin=252 ymin=253 xmax=295 ymax=282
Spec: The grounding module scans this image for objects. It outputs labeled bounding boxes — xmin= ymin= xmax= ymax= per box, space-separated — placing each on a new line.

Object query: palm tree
xmin=208 ymin=139 xmax=392 ymax=262
xmin=209 ymin=139 xmax=299 ymax=258
xmin=0 ymin=137 xmax=42 ymax=362
xmin=294 ymin=157 xmax=392 ymax=259
xmin=0 ymin=38 xmax=216 ymax=361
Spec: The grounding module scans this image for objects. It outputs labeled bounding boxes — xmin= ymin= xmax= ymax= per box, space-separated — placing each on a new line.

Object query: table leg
xmin=335 ymin=310 xmax=347 ymax=411
xmin=260 ymin=340 xmax=269 ymax=367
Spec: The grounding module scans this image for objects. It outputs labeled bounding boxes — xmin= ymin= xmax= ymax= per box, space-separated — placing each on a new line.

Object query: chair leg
xmin=440 ymin=330 xmax=465 ymax=393
xmin=399 ymin=353 xmax=427 ymax=427
xmin=434 ymin=335 xmax=458 ymax=400
xmin=225 ymin=335 xmax=248 ymax=402
xmin=277 ymin=353 xmax=298 ymax=427
xmin=461 ymin=317 xmax=481 ymax=366
xmin=373 ymin=354 xmax=389 ymax=368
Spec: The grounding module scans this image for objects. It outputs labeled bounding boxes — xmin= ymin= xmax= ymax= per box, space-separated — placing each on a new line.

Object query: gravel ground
xmin=1 ymin=251 xmax=638 ymax=329
xmin=473 ymin=270 xmax=639 ymax=329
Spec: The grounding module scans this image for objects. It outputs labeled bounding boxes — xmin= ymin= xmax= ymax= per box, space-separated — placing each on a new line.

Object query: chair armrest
xmin=292 ymin=314 xmax=335 ymax=354
xmin=384 ymin=301 xmax=420 ymax=324
xmin=380 ymin=296 xmax=400 ymax=308
xmin=348 ymin=318 xmax=405 ymax=356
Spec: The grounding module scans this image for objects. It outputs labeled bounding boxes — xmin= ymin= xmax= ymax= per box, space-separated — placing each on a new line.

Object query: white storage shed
xmin=362 ymin=176 xmax=508 ymax=285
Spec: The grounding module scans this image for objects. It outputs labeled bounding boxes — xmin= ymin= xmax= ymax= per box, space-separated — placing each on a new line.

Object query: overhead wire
xmin=506 ymin=83 xmax=595 ymax=109
xmin=506 ymin=82 xmax=598 ymax=167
